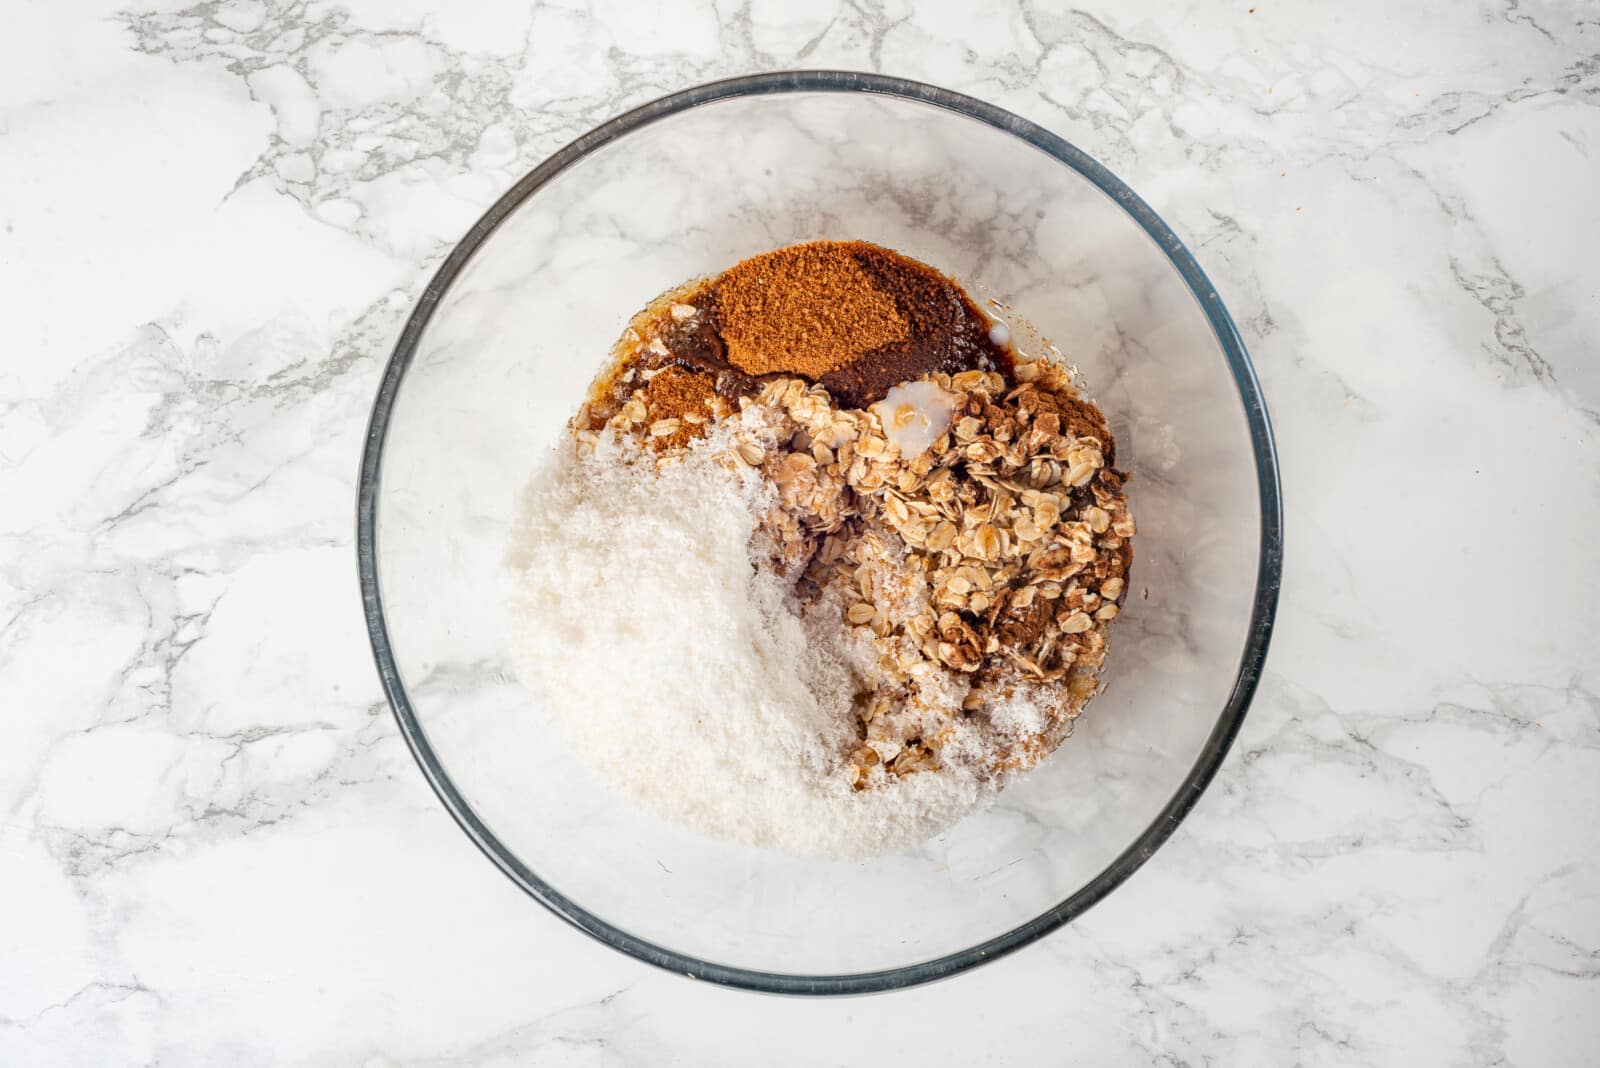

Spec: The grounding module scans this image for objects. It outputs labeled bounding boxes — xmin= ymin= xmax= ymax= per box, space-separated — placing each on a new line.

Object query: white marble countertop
xmin=4 ymin=0 xmax=1597 ymax=1063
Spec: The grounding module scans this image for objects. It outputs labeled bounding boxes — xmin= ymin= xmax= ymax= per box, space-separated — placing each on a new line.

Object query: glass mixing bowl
xmin=358 ymin=72 xmax=1282 ymax=994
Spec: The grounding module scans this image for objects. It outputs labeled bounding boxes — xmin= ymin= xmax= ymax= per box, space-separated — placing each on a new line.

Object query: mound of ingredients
xmin=507 ymin=241 xmax=1134 ymax=857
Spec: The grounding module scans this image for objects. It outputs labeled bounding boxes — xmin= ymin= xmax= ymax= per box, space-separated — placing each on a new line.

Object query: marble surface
xmin=2 ymin=0 xmax=1596 ymax=1063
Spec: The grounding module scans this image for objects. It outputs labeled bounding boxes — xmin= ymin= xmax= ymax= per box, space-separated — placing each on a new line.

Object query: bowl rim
xmin=357 ymin=69 xmax=1284 ymax=996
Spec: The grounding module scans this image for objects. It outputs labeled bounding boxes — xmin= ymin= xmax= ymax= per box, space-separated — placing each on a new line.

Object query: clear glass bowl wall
xmin=364 ymin=80 xmax=1276 ymax=989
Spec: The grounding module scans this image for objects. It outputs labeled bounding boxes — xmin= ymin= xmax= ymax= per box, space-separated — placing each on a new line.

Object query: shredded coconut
xmin=506 ymin=430 xmax=997 ymax=858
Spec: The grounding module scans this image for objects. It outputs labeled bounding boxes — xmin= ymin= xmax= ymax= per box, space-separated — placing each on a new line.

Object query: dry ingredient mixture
xmin=507 ymin=241 xmax=1134 ymax=857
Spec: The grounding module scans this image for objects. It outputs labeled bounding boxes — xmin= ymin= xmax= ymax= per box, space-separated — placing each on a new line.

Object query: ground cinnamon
xmin=638 ymin=366 xmax=722 ymax=451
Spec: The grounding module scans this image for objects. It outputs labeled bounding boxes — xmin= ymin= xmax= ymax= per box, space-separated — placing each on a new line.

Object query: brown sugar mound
xmin=715 ymin=243 xmax=910 ymax=380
